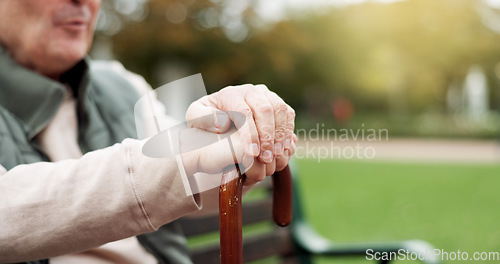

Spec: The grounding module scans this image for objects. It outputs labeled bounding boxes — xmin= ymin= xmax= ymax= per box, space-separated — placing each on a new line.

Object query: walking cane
xmin=219 ymin=160 xmax=293 ymax=264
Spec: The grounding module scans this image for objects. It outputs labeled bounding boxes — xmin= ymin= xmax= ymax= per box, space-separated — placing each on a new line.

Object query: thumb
xmin=179 ymin=126 xmax=254 ymax=175
xmin=186 ymin=101 xmax=231 ymax=133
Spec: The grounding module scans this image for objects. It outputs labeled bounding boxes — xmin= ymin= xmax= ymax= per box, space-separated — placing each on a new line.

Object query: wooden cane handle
xmin=219 ymin=165 xmax=293 ymax=264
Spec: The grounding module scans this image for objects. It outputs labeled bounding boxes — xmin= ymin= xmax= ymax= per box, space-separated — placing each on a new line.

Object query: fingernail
xmin=215 ymin=112 xmax=228 ymax=129
xmin=249 ymin=143 xmax=259 ymax=156
xmin=284 ymin=139 xmax=291 ymax=149
xmin=261 ymin=150 xmax=273 ymax=163
xmin=274 ymin=143 xmax=283 ymax=155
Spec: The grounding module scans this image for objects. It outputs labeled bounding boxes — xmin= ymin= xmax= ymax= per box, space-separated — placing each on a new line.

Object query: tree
xmin=106 ymin=0 xmax=500 ymax=118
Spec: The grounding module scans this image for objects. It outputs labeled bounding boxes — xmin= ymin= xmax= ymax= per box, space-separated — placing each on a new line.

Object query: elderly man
xmin=0 ymin=0 xmax=296 ymax=263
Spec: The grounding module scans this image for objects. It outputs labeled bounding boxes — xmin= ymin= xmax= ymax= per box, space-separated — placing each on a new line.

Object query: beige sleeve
xmin=90 ymin=61 xmax=253 ymax=217
xmin=100 ymin=61 xmax=230 ymax=216
xmin=0 ymin=138 xmax=201 ymax=263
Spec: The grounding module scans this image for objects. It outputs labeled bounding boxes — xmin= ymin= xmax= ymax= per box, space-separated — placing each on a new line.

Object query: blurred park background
xmin=91 ymin=0 xmax=500 ymax=262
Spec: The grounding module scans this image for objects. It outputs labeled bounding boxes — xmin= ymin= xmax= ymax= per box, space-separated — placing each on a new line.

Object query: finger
xmin=265 ymin=158 xmax=276 ymax=176
xmin=185 ymin=96 xmax=231 ymax=133
xmin=278 ymin=136 xmax=297 ymax=169
xmin=275 ymin=154 xmax=289 ymax=172
xmin=288 ymin=139 xmax=297 ymax=157
xmin=214 ymin=85 xmax=261 ymax=157
xmin=180 ymin=126 xmax=249 ymax=175
xmin=244 ymin=159 xmax=266 ymax=185
xmin=284 ymin=107 xmax=296 ymax=150
xmin=226 ymin=102 xmax=261 ymax=158
xmin=262 ymin=87 xmax=287 ymax=157
xmin=275 ymin=134 xmax=296 ymax=171
xmin=188 ymin=90 xmax=260 ymax=158
xmin=244 ymin=88 xmax=275 ymax=164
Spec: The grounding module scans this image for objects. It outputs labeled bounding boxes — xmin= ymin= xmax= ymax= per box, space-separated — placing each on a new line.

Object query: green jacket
xmin=0 ymin=47 xmax=191 ymax=264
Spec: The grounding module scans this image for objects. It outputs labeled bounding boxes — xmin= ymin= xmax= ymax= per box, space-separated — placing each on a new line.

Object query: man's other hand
xmin=185 ymin=84 xmax=297 ymax=185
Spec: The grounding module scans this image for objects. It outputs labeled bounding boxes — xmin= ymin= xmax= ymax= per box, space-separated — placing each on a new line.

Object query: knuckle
xmin=219 ymin=86 xmax=233 ymax=94
xmin=259 ymin=132 xmax=274 ymax=144
xmin=274 ymin=129 xmax=286 ymax=141
xmin=277 ymin=104 xmax=288 ymax=114
xmin=258 ymin=104 xmax=274 ymax=115
xmin=256 ymin=84 xmax=269 ymax=92
xmin=224 ymin=85 xmax=245 ymax=95
xmin=237 ymin=84 xmax=253 ymax=91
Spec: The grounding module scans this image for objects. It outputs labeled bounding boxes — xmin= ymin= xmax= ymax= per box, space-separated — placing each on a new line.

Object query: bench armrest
xmin=292 ymin=221 xmax=441 ymax=264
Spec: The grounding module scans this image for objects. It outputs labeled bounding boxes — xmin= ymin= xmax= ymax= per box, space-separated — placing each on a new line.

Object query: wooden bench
xmin=177 ymin=164 xmax=441 ymax=264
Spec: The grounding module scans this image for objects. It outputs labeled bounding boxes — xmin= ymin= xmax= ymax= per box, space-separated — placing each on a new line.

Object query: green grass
xmin=296 ymin=112 xmax=500 ymax=140
xmin=295 ymin=159 xmax=500 ymax=263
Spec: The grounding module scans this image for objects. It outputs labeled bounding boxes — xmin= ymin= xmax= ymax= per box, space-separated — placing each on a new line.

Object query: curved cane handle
xmin=219 ymin=165 xmax=293 ymax=264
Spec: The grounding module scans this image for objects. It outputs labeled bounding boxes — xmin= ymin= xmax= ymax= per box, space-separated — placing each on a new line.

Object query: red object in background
xmin=332 ymin=97 xmax=354 ymax=122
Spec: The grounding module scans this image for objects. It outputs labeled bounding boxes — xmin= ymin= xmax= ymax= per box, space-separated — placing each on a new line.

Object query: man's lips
xmin=56 ymin=19 xmax=89 ymax=31
xmin=53 ymin=4 xmax=92 ymax=31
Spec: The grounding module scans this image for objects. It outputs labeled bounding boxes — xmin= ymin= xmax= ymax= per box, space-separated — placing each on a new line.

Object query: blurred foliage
xmin=101 ymin=0 xmax=500 ymax=130
xmin=96 ymin=0 xmax=149 ymax=35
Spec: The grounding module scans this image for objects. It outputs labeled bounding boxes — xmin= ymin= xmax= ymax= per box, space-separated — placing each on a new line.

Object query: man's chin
xmin=37 ymin=44 xmax=89 ymax=79
xmin=57 ymin=41 xmax=88 ymax=61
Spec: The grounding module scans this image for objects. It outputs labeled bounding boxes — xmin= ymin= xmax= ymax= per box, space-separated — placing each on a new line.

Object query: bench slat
xmin=190 ymin=228 xmax=293 ymax=264
xmin=179 ymin=199 xmax=273 ymax=237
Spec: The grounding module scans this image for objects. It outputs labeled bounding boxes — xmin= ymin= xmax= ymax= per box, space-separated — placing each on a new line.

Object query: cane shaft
xmin=219 ymin=167 xmax=244 ymax=264
xmin=219 ymin=165 xmax=292 ymax=264
xmin=272 ymin=165 xmax=293 ymax=227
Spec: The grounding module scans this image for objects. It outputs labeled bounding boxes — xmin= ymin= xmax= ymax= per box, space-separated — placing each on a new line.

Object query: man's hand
xmin=185 ymin=84 xmax=297 ymax=185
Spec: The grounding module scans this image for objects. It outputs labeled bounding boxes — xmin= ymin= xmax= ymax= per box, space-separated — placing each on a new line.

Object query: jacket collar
xmin=0 ymin=46 xmax=89 ymax=139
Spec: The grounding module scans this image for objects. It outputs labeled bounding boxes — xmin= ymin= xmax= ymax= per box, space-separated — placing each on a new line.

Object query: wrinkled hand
xmin=185 ymin=84 xmax=297 ymax=185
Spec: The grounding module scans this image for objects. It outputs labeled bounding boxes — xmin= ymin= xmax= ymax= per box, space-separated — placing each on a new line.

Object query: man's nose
xmin=71 ymin=0 xmax=95 ymax=5
xmin=71 ymin=0 xmax=101 ymax=9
